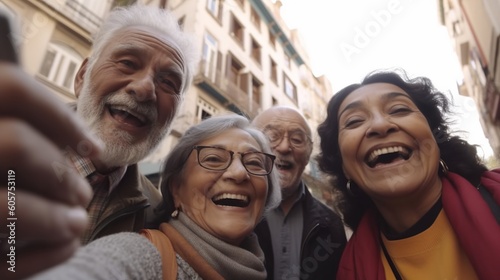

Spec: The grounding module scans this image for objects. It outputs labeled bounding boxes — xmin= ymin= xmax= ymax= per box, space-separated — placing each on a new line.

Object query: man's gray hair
xmin=87 ymin=4 xmax=199 ymax=96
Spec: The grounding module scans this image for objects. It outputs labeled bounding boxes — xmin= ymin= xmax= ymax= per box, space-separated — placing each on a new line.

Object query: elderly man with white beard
xmin=69 ymin=5 xmax=198 ymax=244
xmin=0 ymin=5 xmax=197 ymax=279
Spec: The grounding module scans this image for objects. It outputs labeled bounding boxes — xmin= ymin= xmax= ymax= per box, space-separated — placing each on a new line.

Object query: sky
xmin=277 ymin=0 xmax=495 ymax=159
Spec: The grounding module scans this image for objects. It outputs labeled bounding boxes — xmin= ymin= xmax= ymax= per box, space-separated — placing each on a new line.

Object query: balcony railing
xmin=194 ymin=60 xmax=261 ymax=118
xmin=42 ymin=0 xmax=110 ymax=33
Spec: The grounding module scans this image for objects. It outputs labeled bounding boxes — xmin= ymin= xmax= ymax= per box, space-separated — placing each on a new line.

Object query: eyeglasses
xmin=263 ymin=127 xmax=312 ymax=149
xmin=192 ymin=146 xmax=276 ymax=176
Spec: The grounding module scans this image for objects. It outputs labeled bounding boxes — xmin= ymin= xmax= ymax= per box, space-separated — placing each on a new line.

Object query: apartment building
xmin=1 ymin=0 xmax=334 ymax=196
xmin=439 ymin=0 xmax=500 ymax=158
xmin=0 ymin=0 xmax=119 ymax=102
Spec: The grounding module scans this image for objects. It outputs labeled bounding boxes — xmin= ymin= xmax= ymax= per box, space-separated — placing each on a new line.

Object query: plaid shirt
xmin=66 ymin=150 xmax=127 ymax=244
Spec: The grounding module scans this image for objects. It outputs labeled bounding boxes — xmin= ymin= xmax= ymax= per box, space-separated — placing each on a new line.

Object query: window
xmin=178 ymin=16 xmax=185 ymax=30
xmin=272 ymin=97 xmax=278 ymax=106
xmin=202 ymin=32 xmax=219 ymax=81
xmin=270 ymin=58 xmax=278 ymax=84
xmin=269 ymin=30 xmax=276 ymax=49
xmin=283 ymin=75 xmax=297 ymax=102
xmin=452 ymin=20 xmax=462 ymax=36
xmin=207 ymin=0 xmax=222 ymax=22
xmin=112 ymin=0 xmax=137 ymax=8
xmin=196 ymin=98 xmax=218 ymax=122
xmin=39 ymin=42 xmax=83 ymax=91
xmin=284 ymin=52 xmax=291 ymax=69
xmin=228 ymin=56 xmax=245 ymax=92
xmin=67 ymin=0 xmax=112 ymax=32
xmin=234 ymin=0 xmax=244 ymax=9
xmin=251 ymin=76 xmax=262 ymax=106
xmin=251 ymin=37 xmax=261 ymax=65
xmin=250 ymin=7 xmax=261 ymax=30
xmin=230 ymin=14 xmax=245 ymax=46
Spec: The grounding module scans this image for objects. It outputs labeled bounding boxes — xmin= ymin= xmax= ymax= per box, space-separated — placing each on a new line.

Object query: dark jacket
xmin=255 ymin=185 xmax=347 ymax=280
xmin=87 ymin=164 xmax=162 ymax=243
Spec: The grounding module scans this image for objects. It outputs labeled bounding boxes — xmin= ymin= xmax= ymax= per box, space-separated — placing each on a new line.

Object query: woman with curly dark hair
xmin=316 ymin=69 xmax=500 ymax=279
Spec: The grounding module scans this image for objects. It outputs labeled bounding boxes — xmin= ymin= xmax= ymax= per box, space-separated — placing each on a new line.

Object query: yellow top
xmin=381 ymin=210 xmax=478 ymax=280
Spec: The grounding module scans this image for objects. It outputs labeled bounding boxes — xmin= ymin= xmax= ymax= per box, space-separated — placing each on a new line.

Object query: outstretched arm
xmin=27 ymin=233 xmax=162 ymax=280
xmin=0 ymin=13 xmax=102 ymax=278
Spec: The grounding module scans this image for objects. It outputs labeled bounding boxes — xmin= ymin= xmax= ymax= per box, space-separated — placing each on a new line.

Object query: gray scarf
xmin=170 ymin=212 xmax=267 ymax=280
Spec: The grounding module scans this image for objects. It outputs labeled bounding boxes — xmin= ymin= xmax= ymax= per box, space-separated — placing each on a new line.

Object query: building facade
xmin=1 ymin=0 xmax=335 ymax=196
xmin=439 ymin=0 xmax=500 ymax=158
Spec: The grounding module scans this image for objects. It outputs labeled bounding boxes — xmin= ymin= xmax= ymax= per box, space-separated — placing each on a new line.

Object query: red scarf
xmin=337 ymin=170 xmax=500 ymax=280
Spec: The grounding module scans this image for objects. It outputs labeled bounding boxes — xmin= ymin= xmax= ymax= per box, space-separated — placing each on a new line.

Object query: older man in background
xmin=252 ymin=106 xmax=347 ymax=280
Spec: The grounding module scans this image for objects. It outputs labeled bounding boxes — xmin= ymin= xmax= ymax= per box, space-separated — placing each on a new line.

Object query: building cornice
xmin=249 ymin=0 xmax=305 ymax=66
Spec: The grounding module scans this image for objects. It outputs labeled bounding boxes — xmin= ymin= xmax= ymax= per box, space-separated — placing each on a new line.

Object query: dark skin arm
xmin=0 ymin=62 xmax=102 ymax=279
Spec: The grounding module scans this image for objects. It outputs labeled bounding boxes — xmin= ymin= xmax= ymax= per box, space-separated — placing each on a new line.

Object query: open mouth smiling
xmin=275 ymin=159 xmax=293 ymax=171
xmin=108 ymin=105 xmax=150 ymax=127
xmin=212 ymin=193 xmax=250 ymax=208
xmin=365 ymin=146 xmax=412 ymax=168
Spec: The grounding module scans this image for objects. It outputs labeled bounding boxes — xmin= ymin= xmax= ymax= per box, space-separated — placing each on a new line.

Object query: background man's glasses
xmin=192 ymin=145 xmax=276 ymax=176
xmin=263 ymin=128 xmax=312 ymax=149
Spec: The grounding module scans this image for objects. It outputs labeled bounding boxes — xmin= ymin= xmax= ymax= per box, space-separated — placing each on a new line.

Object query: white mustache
xmin=106 ymin=94 xmax=157 ymax=123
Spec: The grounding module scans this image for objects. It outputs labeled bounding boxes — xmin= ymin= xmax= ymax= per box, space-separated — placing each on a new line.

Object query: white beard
xmin=76 ymin=78 xmax=169 ymax=169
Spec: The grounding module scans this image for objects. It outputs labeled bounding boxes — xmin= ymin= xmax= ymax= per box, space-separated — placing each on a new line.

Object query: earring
xmin=439 ymin=159 xmax=449 ymax=174
xmin=171 ymin=208 xmax=179 ymax=219
xmin=347 ymin=180 xmax=355 ymax=196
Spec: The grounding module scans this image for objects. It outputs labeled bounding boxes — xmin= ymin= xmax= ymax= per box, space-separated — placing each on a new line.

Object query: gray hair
xmin=157 ymin=113 xmax=281 ymax=221
xmin=87 ymin=4 xmax=199 ymax=96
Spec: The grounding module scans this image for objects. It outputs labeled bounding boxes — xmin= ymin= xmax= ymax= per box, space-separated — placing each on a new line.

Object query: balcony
xmin=194 ymin=60 xmax=261 ymax=118
xmin=485 ymin=78 xmax=500 ymax=122
xmin=41 ymin=0 xmax=110 ymax=34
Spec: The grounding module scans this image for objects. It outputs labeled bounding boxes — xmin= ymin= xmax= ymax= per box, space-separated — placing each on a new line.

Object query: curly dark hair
xmin=316 ymin=69 xmax=487 ymax=230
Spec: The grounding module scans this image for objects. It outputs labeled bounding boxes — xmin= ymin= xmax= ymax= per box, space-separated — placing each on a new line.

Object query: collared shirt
xmin=66 ymin=150 xmax=126 ymax=195
xmin=266 ymin=182 xmax=306 ymax=280
xmin=66 ymin=150 xmax=127 ymax=244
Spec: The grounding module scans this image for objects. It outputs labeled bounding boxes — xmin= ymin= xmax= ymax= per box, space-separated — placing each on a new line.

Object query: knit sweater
xmin=27 ymin=210 xmax=268 ymax=280
xmin=28 ymin=233 xmax=163 ymax=280
xmin=27 ymin=230 xmax=256 ymax=280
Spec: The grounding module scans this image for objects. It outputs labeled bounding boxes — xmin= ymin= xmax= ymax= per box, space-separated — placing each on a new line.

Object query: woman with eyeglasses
xmin=30 ymin=114 xmax=281 ymax=280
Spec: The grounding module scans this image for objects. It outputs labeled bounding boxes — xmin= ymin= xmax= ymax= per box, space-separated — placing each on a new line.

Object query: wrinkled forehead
xmin=258 ymin=109 xmax=311 ymax=136
xmin=106 ymin=25 xmax=185 ymax=67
